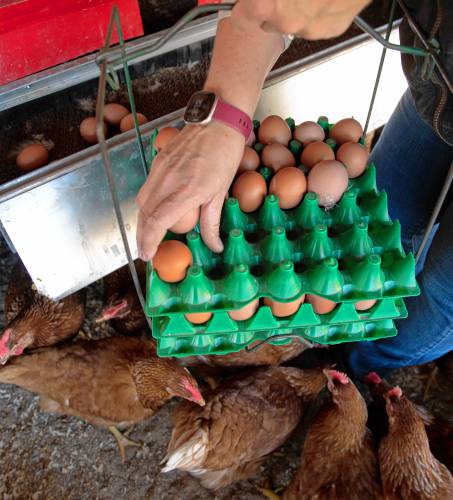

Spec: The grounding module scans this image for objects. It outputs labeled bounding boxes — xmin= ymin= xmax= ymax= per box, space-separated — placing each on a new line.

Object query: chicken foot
xmin=108 ymin=426 xmax=142 ymax=462
xmin=257 ymin=478 xmax=284 ymax=500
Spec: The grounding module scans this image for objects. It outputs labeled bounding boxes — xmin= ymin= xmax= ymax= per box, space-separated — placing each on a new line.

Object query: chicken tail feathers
xmin=161 ymin=427 xmax=208 ymax=472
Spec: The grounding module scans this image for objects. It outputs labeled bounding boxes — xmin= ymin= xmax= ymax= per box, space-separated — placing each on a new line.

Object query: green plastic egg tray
xmin=150 ymin=296 xmax=406 ymax=337
xmin=146 ymin=116 xmax=419 ymax=356
xmin=155 ymin=318 xmax=398 ymax=358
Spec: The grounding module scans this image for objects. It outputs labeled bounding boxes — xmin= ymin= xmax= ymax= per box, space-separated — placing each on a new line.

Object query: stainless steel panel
xmin=0 ymin=109 xmax=181 ymax=299
xmin=0 ymin=26 xmax=406 ymax=299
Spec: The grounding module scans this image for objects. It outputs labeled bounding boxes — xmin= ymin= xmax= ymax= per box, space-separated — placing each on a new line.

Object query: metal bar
xmin=96 ymin=7 xmax=153 ymax=333
xmin=97 ymin=4 xmax=234 ymax=69
xmin=415 ymin=160 xmax=453 ymax=263
xmin=266 ymin=21 xmax=401 ymax=87
xmin=354 ymin=16 xmax=428 ymax=56
xmin=363 ymin=1 xmax=397 ymax=137
xmin=0 ymin=14 xmax=219 ymax=112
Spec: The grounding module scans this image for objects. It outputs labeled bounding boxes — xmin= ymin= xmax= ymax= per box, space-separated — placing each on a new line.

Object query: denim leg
xmin=370 ymin=89 xmax=453 ymax=247
xmin=348 ymin=90 xmax=453 ymax=378
xmin=349 ymin=201 xmax=453 ymax=378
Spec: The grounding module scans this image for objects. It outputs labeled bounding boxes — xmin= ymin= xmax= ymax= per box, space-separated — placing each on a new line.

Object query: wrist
xmin=185 ymin=90 xmax=252 ymax=142
xmin=203 ymin=82 xmax=257 ymax=119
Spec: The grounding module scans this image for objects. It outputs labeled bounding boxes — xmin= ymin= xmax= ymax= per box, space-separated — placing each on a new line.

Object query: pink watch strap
xmin=212 ymin=98 xmax=252 ymax=141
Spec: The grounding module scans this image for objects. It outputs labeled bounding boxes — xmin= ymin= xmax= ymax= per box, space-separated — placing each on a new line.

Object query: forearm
xmin=204 ymin=17 xmax=283 ymax=117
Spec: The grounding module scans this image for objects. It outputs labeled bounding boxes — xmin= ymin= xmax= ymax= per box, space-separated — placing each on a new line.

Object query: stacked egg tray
xmin=145 ymin=118 xmax=420 ymax=357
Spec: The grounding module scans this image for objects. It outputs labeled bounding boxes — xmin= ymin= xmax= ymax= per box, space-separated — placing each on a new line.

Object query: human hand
xmin=136 ymin=121 xmax=245 ymax=261
xmin=231 ymin=0 xmax=371 ymax=40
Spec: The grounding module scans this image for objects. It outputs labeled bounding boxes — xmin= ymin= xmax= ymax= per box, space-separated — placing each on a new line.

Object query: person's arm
xmin=136 ymin=17 xmax=283 ymax=260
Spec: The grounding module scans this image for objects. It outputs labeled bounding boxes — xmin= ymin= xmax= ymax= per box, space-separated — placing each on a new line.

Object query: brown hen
xmin=161 ymin=366 xmax=326 ymax=490
xmin=96 ymin=261 xmax=146 ymax=334
xmin=367 ymin=371 xmax=453 ymax=475
xmin=379 ymin=386 xmax=453 ymax=500
xmin=0 ymin=260 xmax=86 ymax=364
xmin=0 ymin=336 xmax=204 ymax=460
xmin=284 ymin=370 xmax=382 ymax=500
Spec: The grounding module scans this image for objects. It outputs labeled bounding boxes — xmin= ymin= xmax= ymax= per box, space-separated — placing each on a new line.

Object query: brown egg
xmin=232 ymin=171 xmax=267 ymax=213
xmin=238 ymin=146 xmax=260 ymax=174
xmin=103 ymin=103 xmax=129 ymax=126
xmin=80 ymin=117 xmax=107 ymax=144
xmin=155 ymin=127 xmax=179 ymax=152
xmin=261 ymin=144 xmax=296 ymax=172
xmin=119 ymin=112 xmax=148 ymax=133
xmin=300 ymin=141 xmax=335 ymax=169
xmin=354 ymin=299 xmax=377 ymax=311
xmin=16 ymin=144 xmax=49 ymax=172
xmin=330 ymin=118 xmax=363 ymax=145
xmin=185 ymin=312 xmax=213 ymax=324
xmin=307 ymin=160 xmax=349 ymax=208
xmin=184 ymin=312 xmax=212 ymax=325
xmin=264 ymin=295 xmax=305 ymax=317
xmin=228 ymin=299 xmax=259 ymax=321
xmin=307 ymin=294 xmax=336 ymax=314
xmin=258 ymin=115 xmax=291 ymax=146
xmin=153 ymin=240 xmax=193 ymax=283
xmin=293 ymin=121 xmax=325 ymax=145
xmin=269 ymin=167 xmax=307 ymax=209
xmin=169 ymin=207 xmax=200 ymax=234
xmin=336 ymin=142 xmax=369 ymax=178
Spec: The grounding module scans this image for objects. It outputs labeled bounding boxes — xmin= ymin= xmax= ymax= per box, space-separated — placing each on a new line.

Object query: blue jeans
xmin=349 ymin=90 xmax=453 ymax=378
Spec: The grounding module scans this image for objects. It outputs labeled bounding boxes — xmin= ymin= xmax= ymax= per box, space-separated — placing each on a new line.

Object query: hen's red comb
xmin=387 ymin=386 xmax=403 ymax=399
xmin=364 ymin=371 xmax=382 ymax=385
xmin=0 ymin=329 xmax=11 ymax=356
xmin=326 ymin=369 xmax=349 ymax=384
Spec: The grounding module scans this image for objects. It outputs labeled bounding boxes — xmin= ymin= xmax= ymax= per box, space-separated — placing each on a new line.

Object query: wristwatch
xmin=184 ymin=91 xmax=252 ymax=141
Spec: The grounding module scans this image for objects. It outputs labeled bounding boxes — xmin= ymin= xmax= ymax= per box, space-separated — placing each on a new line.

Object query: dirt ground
xmin=0 ymin=235 xmax=450 ymax=500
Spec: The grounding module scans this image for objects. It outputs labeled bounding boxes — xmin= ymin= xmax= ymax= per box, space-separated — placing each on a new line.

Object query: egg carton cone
xmin=151 ymin=296 xmax=407 ymax=338
xmin=154 ymin=318 xmax=398 ymax=357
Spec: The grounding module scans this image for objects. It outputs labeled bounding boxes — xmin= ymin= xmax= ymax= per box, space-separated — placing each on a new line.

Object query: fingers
xmin=199 ymin=194 xmax=226 ymax=253
xmin=137 ymin=193 xmax=196 ymax=261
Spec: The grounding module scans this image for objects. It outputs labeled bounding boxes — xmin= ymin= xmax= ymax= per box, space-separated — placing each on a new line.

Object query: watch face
xmin=184 ymin=92 xmax=217 ymax=123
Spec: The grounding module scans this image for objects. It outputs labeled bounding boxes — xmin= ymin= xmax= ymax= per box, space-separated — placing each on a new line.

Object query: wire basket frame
xmin=94 ymin=1 xmax=451 ymax=348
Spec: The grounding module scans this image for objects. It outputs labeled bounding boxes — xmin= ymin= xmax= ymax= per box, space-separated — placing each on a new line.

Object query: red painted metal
xmin=0 ymin=0 xmax=144 ymax=85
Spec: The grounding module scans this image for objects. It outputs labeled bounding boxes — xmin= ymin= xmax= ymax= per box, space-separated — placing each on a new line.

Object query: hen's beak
xmin=0 ymin=353 xmax=10 ymax=365
xmin=193 ymin=393 xmax=206 ymax=407
xmin=182 ymin=378 xmax=205 ymax=406
xmin=96 ymin=299 xmax=129 ymax=323
xmin=188 ymin=386 xmax=205 ymax=406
